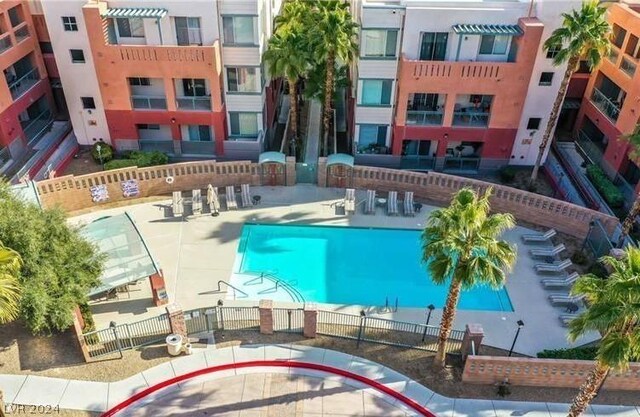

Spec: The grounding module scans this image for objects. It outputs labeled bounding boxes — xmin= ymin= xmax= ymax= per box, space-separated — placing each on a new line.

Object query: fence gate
xmin=295 ymin=163 xmax=317 ymax=184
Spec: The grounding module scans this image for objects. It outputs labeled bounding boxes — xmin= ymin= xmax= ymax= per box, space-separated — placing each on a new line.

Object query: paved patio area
xmin=71 ymin=185 xmax=598 ymax=355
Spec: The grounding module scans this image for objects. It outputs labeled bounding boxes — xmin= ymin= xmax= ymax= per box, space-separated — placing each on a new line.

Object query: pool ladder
xmin=382 ymin=296 xmax=399 ymax=313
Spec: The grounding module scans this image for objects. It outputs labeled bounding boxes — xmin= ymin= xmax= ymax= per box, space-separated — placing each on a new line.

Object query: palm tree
xmin=0 ymin=243 xmax=22 ymax=324
xmin=529 ymin=0 xmax=610 ymax=186
xmin=310 ymin=0 xmax=358 ymax=157
xmin=566 ymin=247 xmax=640 ymax=417
xmin=422 ymin=188 xmax=517 ymax=367
xmin=618 ymin=124 xmax=640 ymax=242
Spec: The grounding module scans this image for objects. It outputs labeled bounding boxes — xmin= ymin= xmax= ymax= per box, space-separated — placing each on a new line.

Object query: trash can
xmin=183 ymin=343 xmax=193 ymax=355
xmin=166 ymin=334 xmax=183 ymax=356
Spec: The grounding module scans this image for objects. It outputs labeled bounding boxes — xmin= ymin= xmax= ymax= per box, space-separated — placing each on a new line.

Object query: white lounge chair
xmin=225 ymin=186 xmax=238 ymax=210
xmin=559 ymin=314 xmax=579 ymax=327
xmin=549 ymin=293 xmax=585 ymax=306
xmin=387 ymin=191 xmax=399 ymax=216
xmin=541 ymin=272 xmax=579 ymax=289
xmin=403 ymin=191 xmax=415 ymax=217
xmin=530 ymin=244 xmax=566 ymax=259
xmin=521 ymin=229 xmax=556 ymax=244
xmin=240 ymin=184 xmax=252 ymax=208
xmin=535 ymin=258 xmax=572 ymax=273
xmin=207 ymin=185 xmax=220 ymax=213
xmin=172 ymin=191 xmax=183 ymax=217
xmin=192 ymin=189 xmax=202 ymax=215
xmin=344 ymin=188 xmax=355 ymax=215
xmin=364 ymin=189 xmax=376 ymax=215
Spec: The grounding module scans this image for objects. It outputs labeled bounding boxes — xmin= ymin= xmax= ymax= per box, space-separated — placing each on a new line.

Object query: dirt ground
xmin=59 ymin=147 xmax=103 ymax=177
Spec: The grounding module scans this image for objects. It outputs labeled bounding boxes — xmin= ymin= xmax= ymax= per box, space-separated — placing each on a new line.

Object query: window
xmin=62 ymin=16 xmax=77 ymax=31
xmin=360 ymin=79 xmax=392 ymax=106
xmin=479 ymin=35 xmax=509 ymax=55
xmin=128 ymin=77 xmax=151 ymax=86
xmin=182 ymin=79 xmax=206 ymax=96
xmin=175 ymin=17 xmax=202 ymax=46
xmin=611 ymin=24 xmax=627 ymax=49
xmin=69 ymin=49 xmax=85 ymax=63
xmin=187 ymin=125 xmax=212 ymax=141
xmin=137 ymin=124 xmax=160 ymax=130
xmin=226 ymin=67 xmax=259 ymax=93
xmin=527 ymin=118 xmax=541 ymax=130
xmin=229 ymin=112 xmax=259 ymax=137
xmin=8 ymin=6 xmax=23 ymax=28
xmin=222 ymin=16 xmax=255 ymax=45
xmin=116 ymin=18 xmax=144 ymax=38
xmin=358 ymin=125 xmax=387 ymax=152
xmin=39 ymin=42 xmax=53 ymax=54
xmin=539 ymin=72 xmax=554 ymax=86
xmin=546 ymin=44 xmax=561 ymax=59
xmin=419 ymin=32 xmax=448 ymax=61
xmin=625 ymin=34 xmax=640 ymax=59
xmin=81 ymin=97 xmax=96 ymax=109
xmin=362 ymin=29 xmax=398 ymax=58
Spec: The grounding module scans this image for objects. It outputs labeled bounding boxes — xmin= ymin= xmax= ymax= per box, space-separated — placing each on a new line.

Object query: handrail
xmin=590 ymin=88 xmax=620 ymax=121
xmin=215 ymin=280 xmax=248 ymax=299
xmin=551 ymin=142 xmax=600 ymax=210
xmin=249 ymin=272 xmax=304 ymax=303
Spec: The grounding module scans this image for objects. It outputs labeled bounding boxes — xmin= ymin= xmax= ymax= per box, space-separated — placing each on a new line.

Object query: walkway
xmin=304 ymin=99 xmax=321 ymax=163
xmin=1 ymin=345 xmax=638 ymax=416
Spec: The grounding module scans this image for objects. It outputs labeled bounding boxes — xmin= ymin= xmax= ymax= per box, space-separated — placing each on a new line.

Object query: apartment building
xmin=351 ymin=0 xmax=580 ymax=173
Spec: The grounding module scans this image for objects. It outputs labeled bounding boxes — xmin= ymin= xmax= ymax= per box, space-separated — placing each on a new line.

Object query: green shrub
xmin=587 ymin=261 xmax=608 ymax=278
xmin=537 ymin=346 xmax=599 ymax=360
xmin=104 ymin=151 xmax=169 ymax=170
xmin=78 ymin=302 xmax=96 ymax=333
xmin=586 ymin=164 xmax=624 ymax=208
xmin=104 ymin=159 xmax=139 ymax=170
xmin=498 ymin=166 xmax=517 ymax=183
xmin=91 ymin=142 xmax=113 ymax=163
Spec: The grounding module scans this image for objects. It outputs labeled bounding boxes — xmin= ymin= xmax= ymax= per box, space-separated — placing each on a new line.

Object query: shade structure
xmin=326 ymin=153 xmax=355 ymax=167
xmin=258 ymin=151 xmax=286 ymax=165
xmin=452 ymin=24 xmax=524 ymax=36
xmin=101 ymin=8 xmax=168 ymax=19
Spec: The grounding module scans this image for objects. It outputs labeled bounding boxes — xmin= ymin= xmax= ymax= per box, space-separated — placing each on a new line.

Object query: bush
xmin=587 ymin=261 xmax=608 ymax=278
xmin=586 ymin=164 xmax=624 ymax=208
xmin=91 ymin=142 xmax=113 ymax=163
xmin=571 ymin=251 xmax=589 ymax=265
xmin=537 ymin=346 xmax=599 ymax=360
xmin=498 ymin=166 xmax=517 ymax=183
xmin=104 ymin=159 xmax=139 ymax=170
xmin=78 ymin=302 xmax=95 ymax=333
xmin=104 ymin=151 xmax=169 ymax=171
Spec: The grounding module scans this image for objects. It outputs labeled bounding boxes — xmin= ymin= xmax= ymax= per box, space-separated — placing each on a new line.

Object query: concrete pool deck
xmin=72 ymin=185 xmax=598 ymax=355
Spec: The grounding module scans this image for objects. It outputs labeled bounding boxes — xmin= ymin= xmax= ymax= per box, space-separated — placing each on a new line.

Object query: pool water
xmin=234 ymin=223 xmax=513 ymax=311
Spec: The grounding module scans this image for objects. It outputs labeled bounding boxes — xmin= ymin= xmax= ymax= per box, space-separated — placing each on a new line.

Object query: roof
xmin=102 ymin=8 xmax=168 ymax=19
xmin=258 ymin=151 xmax=286 ymax=164
xmin=326 ymin=153 xmax=355 ymax=167
xmin=452 ymin=24 xmax=523 ymax=36
xmin=81 ymin=213 xmax=159 ymax=296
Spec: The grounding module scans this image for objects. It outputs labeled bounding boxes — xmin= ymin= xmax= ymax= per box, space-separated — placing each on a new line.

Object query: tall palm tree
xmin=0 ymin=243 xmax=22 ymax=324
xmin=619 ymin=124 xmax=640 ymax=242
xmin=311 ymin=0 xmax=358 ymax=157
xmin=566 ymin=247 xmax=640 ymax=417
xmin=529 ymin=0 xmax=610 ymax=186
xmin=422 ymin=188 xmax=517 ymax=367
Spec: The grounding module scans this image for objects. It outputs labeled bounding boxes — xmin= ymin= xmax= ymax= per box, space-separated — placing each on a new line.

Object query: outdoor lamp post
xmin=422 ymin=304 xmax=436 ymax=342
xmin=96 ymin=143 xmax=104 ymax=169
xmin=508 ymin=320 xmax=525 ymax=357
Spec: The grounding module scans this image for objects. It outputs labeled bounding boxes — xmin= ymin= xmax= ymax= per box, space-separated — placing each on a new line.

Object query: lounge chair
xmin=192 ymin=189 xmax=202 ymax=215
xmin=172 ymin=191 xmax=183 ymax=217
xmin=541 ymin=272 xmax=579 ymax=289
xmin=240 ymin=184 xmax=252 ymax=208
xmin=403 ymin=191 xmax=415 ymax=217
xmin=534 ymin=258 xmax=572 ymax=274
xmin=530 ymin=244 xmax=566 ymax=259
xmin=344 ymin=188 xmax=355 ymax=215
xmin=364 ymin=189 xmax=376 ymax=215
xmin=559 ymin=314 xmax=579 ymax=327
xmin=225 ymin=186 xmax=238 ymax=210
xmin=548 ymin=293 xmax=585 ymax=306
xmin=387 ymin=191 xmax=399 ymax=216
xmin=521 ymin=229 xmax=556 ymax=244
xmin=207 ymin=185 xmax=220 ymax=214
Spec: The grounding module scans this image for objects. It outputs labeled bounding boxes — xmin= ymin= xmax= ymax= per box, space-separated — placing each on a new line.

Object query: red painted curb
xmin=101 ymin=360 xmax=437 ymax=417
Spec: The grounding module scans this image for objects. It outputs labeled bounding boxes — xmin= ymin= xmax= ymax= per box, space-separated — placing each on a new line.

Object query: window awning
xmin=101 ymin=8 xmax=168 ymax=19
xmin=452 ymin=24 xmax=523 ymax=36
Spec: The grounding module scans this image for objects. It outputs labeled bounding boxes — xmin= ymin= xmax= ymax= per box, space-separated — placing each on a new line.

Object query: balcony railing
xmin=400 ymin=156 xmax=435 ymax=170
xmin=590 ymin=88 xmax=621 ymax=122
xmin=21 ymin=109 xmax=53 ymax=144
xmin=0 ymin=36 xmax=12 ymax=54
xmin=181 ymin=140 xmax=215 ymax=155
xmin=14 ymin=25 xmax=29 ymax=43
xmin=621 ymin=56 xmax=637 ymax=78
xmin=406 ymin=110 xmax=443 ymax=126
xmin=452 ymin=111 xmax=490 ymax=127
xmin=576 ymin=130 xmax=605 ymax=166
xmin=443 ymin=156 xmax=481 ymax=171
xmin=131 ymin=95 xmax=167 ymax=110
xmin=176 ymin=96 xmax=211 ymax=111
xmin=139 ymin=140 xmax=174 ymax=154
xmin=7 ymin=67 xmax=39 ymax=100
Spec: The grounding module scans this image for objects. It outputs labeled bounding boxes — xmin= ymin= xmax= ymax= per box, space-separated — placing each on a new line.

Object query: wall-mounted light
xmin=171 ymin=118 xmax=176 ymax=124
xmin=443 ymin=133 xmax=449 ymax=140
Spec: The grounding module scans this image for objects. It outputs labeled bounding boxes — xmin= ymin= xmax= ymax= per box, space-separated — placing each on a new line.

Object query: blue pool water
xmin=235 ymin=223 xmax=513 ymax=311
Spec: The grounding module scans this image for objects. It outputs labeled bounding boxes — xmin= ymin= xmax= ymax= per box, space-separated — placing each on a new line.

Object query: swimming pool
xmin=233 ymin=223 xmax=513 ymax=311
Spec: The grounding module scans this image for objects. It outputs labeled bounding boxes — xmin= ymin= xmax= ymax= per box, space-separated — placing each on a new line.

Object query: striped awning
xmin=452 ymin=24 xmax=523 ymax=36
xmin=102 ymin=8 xmax=168 ymax=19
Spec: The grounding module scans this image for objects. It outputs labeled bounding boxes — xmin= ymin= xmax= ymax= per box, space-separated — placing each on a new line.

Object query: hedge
xmin=537 ymin=346 xmax=598 ymax=360
xmin=586 ymin=164 xmax=624 ymax=208
xmin=104 ymin=151 xmax=169 ymax=171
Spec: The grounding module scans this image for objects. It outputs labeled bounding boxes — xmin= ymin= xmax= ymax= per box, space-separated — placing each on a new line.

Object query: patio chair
xmin=344 ymin=188 xmax=355 ymax=215
xmin=548 ymin=293 xmax=585 ymax=306
xmin=559 ymin=314 xmax=579 ymax=327
xmin=534 ymin=258 xmax=572 ymax=274
xmin=541 ymin=272 xmax=579 ymax=289
xmin=172 ymin=191 xmax=183 ymax=217
xmin=521 ymin=229 xmax=556 ymax=244
xmin=207 ymin=185 xmax=221 ymax=214
xmin=403 ymin=191 xmax=415 ymax=217
xmin=530 ymin=244 xmax=566 ymax=259
xmin=364 ymin=189 xmax=376 ymax=215
xmin=192 ymin=189 xmax=202 ymax=215
xmin=387 ymin=191 xmax=399 ymax=216
xmin=225 ymin=186 xmax=238 ymax=210
xmin=240 ymin=184 xmax=252 ymax=208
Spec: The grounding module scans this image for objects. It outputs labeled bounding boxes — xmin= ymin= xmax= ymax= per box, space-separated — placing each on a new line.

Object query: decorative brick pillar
xmin=259 ymin=299 xmax=274 ymax=335
xmin=461 ymin=323 xmax=484 ymax=361
xmin=285 ymin=156 xmax=296 ymax=186
xmin=166 ymin=303 xmax=187 ymax=339
xmin=317 ymin=157 xmax=327 ymax=187
xmin=72 ymin=306 xmax=92 ymax=363
xmin=303 ymin=303 xmax=318 ymax=338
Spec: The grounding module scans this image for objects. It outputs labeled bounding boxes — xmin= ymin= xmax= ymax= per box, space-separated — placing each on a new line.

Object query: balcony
xmin=406 ymin=110 xmax=443 ymax=126
xmin=181 ymin=141 xmax=215 ymax=155
xmin=443 ymin=156 xmax=481 ymax=172
xmin=176 ymin=96 xmax=211 ymax=111
xmin=6 ymin=67 xmax=39 ymax=100
xmin=139 ymin=140 xmax=174 ymax=154
xmin=21 ymin=109 xmax=53 ymax=145
xmin=590 ymin=88 xmax=621 ymax=122
xmin=400 ymin=156 xmax=435 ymax=170
xmin=452 ymin=111 xmax=490 ymax=127
xmin=131 ymin=95 xmax=167 ymax=110
xmin=621 ymin=56 xmax=637 ymax=78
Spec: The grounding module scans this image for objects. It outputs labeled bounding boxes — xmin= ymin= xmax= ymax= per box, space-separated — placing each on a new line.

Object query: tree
xmin=0 ymin=182 xmax=103 ymax=333
xmin=0 ymin=243 xmax=22 ymax=324
xmin=566 ymin=247 xmax=640 ymax=417
xmin=530 ymin=0 xmax=610 ymax=186
xmin=310 ymin=0 xmax=358 ymax=157
xmin=422 ymin=188 xmax=517 ymax=367
xmin=619 ymin=124 xmax=640 ymax=242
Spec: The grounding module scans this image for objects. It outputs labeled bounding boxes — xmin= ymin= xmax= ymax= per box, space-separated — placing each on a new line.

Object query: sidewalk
xmin=1 ymin=344 xmax=638 ymax=416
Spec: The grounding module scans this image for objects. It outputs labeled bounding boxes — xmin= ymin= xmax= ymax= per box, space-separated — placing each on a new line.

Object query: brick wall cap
xmin=166 ymin=303 xmax=182 ymax=314
xmin=259 ymin=299 xmax=273 ymax=309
